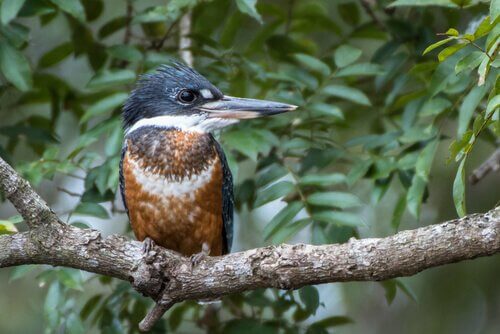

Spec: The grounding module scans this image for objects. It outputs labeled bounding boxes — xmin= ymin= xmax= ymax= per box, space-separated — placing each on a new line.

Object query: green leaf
xmin=44 ymin=281 xmax=61 ymax=318
xmin=263 ymin=201 xmax=304 ymax=240
xmin=391 ymin=195 xmax=406 ymax=231
xmin=474 ymin=16 xmax=493 ymax=39
xmin=335 ymin=63 xmax=384 ymax=77
xmin=347 ymin=159 xmax=372 ymax=186
xmin=223 ymin=319 xmax=277 ymax=334
xmin=271 ymin=218 xmax=311 ymax=244
xmin=407 ymin=139 xmax=438 ymax=218
xmin=86 ymin=69 xmax=136 ymax=89
xmin=38 ymin=42 xmax=74 ymax=68
xmin=445 ymin=28 xmax=459 ymax=36
xmin=380 ymin=280 xmax=396 ymax=305
xmin=256 ymin=164 xmax=288 ymax=187
xmin=322 ymin=85 xmax=371 ymax=106
xmin=107 ymin=45 xmax=142 ymax=62
xmin=169 ymin=305 xmax=189 ymax=331
xmin=0 ymin=40 xmax=32 ymax=91
xmin=389 ymin=0 xmax=458 ymax=8
xmin=57 ymin=269 xmax=83 ymax=291
xmin=254 ymin=181 xmax=295 ymax=207
xmin=98 ymin=16 xmax=127 ymax=39
xmin=307 ymin=192 xmax=363 ymax=209
xmin=312 ymin=211 xmax=363 ymax=227
xmin=477 ymin=53 xmax=490 ymax=86
xmin=105 ymin=126 xmax=123 ymax=157
xmin=235 ymin=0 xmax=262 ymax=23
xmin=309 ymin=103 xmax=344 ymax=120
xmin=293 ymin=53 xmax=331 ymax=76
xmin=310 ymin=316 xmax=353 ymax=328
xmin=9 ymin=265 xmax=36 ymax=282
xmin=334 ymin=44 xmax=362 ymax=68
xmin=299 ymin=173 xmax=346 ymax=186
xmin=453 ymin=159 xmax=466 ymax=217
xmin=299 ymin=286 xmax=320 ymax=315
xmin=0 ymin=220 xmax=18 ymax=234
xmin=395 ymin=278 xmax=418 ymax=303
xmin=49 ymin=0 xmax=86 ymax=22
xmin=81 ymin=92 xmax=128 ymax=123
xmin=1 ymin=0 xmax=26 ymax=25
xmin=457 ymin=85 xmax=488 ymax=136
xmin=420 ymin=97 xmax=452 ymax=116
xmin=74 ymin=202 xmax=109 ymax=219
xmin=455 ymin=51 xmax=484 ymax=74
xmin=492 ymin=0 xmax=499 ymax=22
xmin=80 ymin=294 xmax=102 ymax=321
xmin=485 ymin=94 xmax=500 ymax=118
xmin=422 ymin=37 xmax=454 ymax=55
xmin=438 ymin=42 xmax=467 ymax=62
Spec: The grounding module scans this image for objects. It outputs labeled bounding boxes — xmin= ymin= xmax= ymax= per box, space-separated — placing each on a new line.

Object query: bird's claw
xmin=142 ymin=237 xmax=155 ymax=255
xmin=190 ymin=242 xmax=210 ymax=267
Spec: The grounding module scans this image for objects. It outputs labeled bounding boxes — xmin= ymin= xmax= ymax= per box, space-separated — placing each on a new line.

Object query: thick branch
xmin=1 ymin=156 xmax=499 ymax=331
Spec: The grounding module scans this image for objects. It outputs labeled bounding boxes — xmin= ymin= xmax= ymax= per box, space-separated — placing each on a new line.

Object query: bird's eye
xmin=178 ymin=89 xmax=197 ymax=103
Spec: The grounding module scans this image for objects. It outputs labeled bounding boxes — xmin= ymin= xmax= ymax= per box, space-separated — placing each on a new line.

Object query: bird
xmin=120 ymin=61 xmax=296 ymax=259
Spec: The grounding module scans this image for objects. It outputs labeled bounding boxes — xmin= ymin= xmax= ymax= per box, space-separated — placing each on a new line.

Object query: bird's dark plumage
xmin=122 ymin=62 xmax=222 ymax=131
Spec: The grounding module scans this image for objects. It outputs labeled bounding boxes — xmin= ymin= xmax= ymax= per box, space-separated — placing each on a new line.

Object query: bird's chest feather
xmin=121 ymin=127 xmax=223 ymax=255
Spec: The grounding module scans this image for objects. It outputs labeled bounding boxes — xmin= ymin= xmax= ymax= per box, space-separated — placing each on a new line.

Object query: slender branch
xmin=469 ymin=148 xmax=500 ymax=185
xmin=124 ymin=1 xmax=133 ymax=45
xmin=0 ymin=158 xmax=60 ymax=228
xmin=1 ymin=156 xmax=499 ymax=332
xmin=359 ymin=0 xmax=386 ymax=31
xmin=179 ymin=10 xmax=193 ymax=66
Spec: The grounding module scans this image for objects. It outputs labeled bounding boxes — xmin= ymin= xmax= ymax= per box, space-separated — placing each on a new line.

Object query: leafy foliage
xmin=0 ymin=0 xmax=498 ymax=332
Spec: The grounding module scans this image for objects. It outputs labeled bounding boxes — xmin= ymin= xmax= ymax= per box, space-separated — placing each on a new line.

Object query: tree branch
xmin=1 ymin=156 xmax=499 ymax=331
xmin=469 ymin=148 xmax=500 ymax=185
xmin=179 ymin=9 xmax=193 ymax=67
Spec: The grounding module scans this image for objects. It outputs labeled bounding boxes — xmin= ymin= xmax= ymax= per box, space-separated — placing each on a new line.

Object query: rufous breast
xmin=122 ymin=127 xmax=224 ymax=256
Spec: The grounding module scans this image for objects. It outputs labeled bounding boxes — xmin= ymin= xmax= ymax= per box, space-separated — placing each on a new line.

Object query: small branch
xmin=470 ymin=148 xmax=500 ymax=185
xmin=179 ymin=10 xmax=193 ymax=66
xmin=57 ymin=187 xmax=81 ymax=197
xmin=139 ymin=299 xmax=175 ymax=332
xmin=124 ymin=1 xmax=133 ymax=45
xmin=359 ymin=0 xmax=386 ymax=31
xmin=150 ymin=18 xmax=180 ymax=51
xmin=0 ymin=158 xmax=60 ymax=228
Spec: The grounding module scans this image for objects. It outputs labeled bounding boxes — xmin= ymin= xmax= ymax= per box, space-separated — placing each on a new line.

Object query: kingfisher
xmin=120 ymin=62 xmax=296 ymax=259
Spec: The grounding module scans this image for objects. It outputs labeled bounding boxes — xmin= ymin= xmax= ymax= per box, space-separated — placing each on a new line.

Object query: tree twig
xmin=359 ymin=0 xmax=386 ymax=31
xmin=179 ymin=10 xmax=193 ymax=66
xmin=469 ymin=148 xmax=500 ymax=185
xmin=0 ymin=156 xmax=499 ymax=331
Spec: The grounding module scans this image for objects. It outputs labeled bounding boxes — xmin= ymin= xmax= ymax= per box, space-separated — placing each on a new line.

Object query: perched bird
xmin=120 ymin=62 xmax=296 ymax=258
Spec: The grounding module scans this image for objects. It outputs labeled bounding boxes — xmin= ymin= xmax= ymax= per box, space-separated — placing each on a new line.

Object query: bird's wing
xmin=119 ymin=143 xmax=129 ymax=216
xmin=211 ymin=135 xmax=234 ymax=254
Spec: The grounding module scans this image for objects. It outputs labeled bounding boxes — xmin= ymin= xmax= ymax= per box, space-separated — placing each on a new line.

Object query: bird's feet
xmin=142 ymin=237 xmax=156 ymax=256
xmin=190 ymin=242 xmax=210 ymax=267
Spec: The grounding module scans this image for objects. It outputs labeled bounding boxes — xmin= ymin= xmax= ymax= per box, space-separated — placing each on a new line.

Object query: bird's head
xmin=123 ymin=62 xmax=296 ymax=134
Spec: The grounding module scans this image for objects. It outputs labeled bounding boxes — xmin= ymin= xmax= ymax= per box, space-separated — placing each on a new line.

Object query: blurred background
xmin=0 ymin=0 xmax=498 ymax=333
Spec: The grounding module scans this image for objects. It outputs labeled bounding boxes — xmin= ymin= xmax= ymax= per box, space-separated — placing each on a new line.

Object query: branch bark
xmin=1 ymin=156 xmax=499 ymax=331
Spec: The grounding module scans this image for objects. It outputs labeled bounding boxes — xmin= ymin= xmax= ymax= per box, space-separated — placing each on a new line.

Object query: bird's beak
xmin=199 ymin=95 xmax=297 ymax=119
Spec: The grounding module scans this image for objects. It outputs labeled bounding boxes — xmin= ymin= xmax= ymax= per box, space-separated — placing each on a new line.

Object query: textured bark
xmin=1 ymin=156 xmax=499 ymax=331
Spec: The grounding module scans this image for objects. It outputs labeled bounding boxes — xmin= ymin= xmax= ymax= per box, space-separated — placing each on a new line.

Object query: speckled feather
xmin=119 ymin=127 xmax=233 ymax=255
